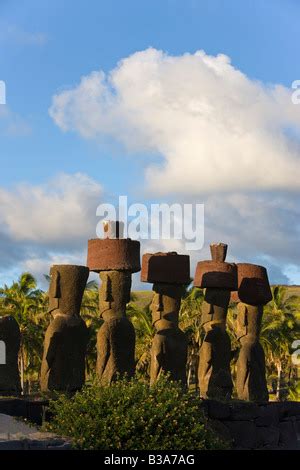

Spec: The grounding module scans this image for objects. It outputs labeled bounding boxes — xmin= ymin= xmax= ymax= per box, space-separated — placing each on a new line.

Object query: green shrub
xmin=45 ymin=377 xmax=229 ymax=450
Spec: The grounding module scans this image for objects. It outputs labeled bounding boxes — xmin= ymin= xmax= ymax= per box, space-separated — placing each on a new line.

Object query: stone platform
xmin=201 ymin=400 xmax=300 ymax=450
xmin=0 ymin=396 xmax=49 ymax=425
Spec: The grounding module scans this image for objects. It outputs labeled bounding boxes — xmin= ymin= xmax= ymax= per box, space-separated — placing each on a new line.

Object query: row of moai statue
xmin=194 ymin=242 xmax=271 ymax=401
xmin=0 ymin=222 xmax=272 ymax=402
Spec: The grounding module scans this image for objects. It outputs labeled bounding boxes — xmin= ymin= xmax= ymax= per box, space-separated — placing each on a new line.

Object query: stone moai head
xmin=48 ymin=264 xmax=89 ymax=317
xmin=194 ymin=243 xmax=237 ymax=291
xmin=237 ymin=263 xmax=272 ymax=306
xmin=141 ymin=251 xmax=190 ymax=330
xmin=150 ymin=283 xmax=184 ymax=328
xmin=99 ymin=270 xmax=132 ymax=320
xmin=233 ymin=263 xmax=272 ymax=343
xmin=194 ymin=243 xmax=237 ymax=330
xmin=87 ymin=221 xmax=141 ymax=321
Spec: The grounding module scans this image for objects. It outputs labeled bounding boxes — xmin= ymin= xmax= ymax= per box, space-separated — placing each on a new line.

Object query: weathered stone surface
xmin=256 ymin=426 xmax=280 ymax=448
xmin=255 ymin=404 xmax=279 ymax=426
xmin=40 ymin=265 xmax=89 ymax=392
xmin=201 ymin=400 xmax=300 ymax=450
xmin=0 ymin=398 xmax=48 ymax=425
xmin=235 ymin=303 xmax=269 ymax=402
xmin=47 ymin=441 xmax=72 ymax=450
xmin=0 ymin=440 xmax=25 ymax=450
xmin=223 ymin=420 xmax=257 ymax=448
xmin=0 ymin=316 xmax=21 ymax=395
xmin=141 ymin=252 xmax=190 ymax=284
xmin=87 ymin=238 xmax=141 ymax=273
xmin=277 ymin=401 xmax=300 ymax=419
xmin=229 ymin=402 xmax=260 ymax=421
xmin=97 ymin=271 xmax=135 ymax=384
xmin=97 ymin=317 xmax=135 ymax=384
xmin=103 ymin=220 xmax=124 ymax=239
xmin=237 ymin=263 xmax=272 ymax=306
xmin=208 ymin=419 xmax=233 ymax=445
xmin=210 ymin=243 xmax=228 ymax=262
xmin=296 ymin=418 xmax=300 ymax=436
xmin=278 ymin=421 xmax=298 ymax=449
xmin=206 ymin=400 xmax=231 ymax=420
xmin=0 ymin=398 xmax=24 ymax=416
xmin=199 ymin=326 xmax=233 ymax=400
xmin=198 ymin=289 xmax=233 ymax=400
xmin=150 ymin=283 xmax=187 ymax=387
xmin=25 ymin=400 xmax=49 ymax=425
xmin=194 ymin=261 xmax=237 ymax=290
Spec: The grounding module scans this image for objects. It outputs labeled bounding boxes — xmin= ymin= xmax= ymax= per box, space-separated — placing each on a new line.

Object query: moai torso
xmin=150 ymin=319 xmax=188 ymax=386
xmin=0 ymin=316 xmax=21 ymax=395
xmin=41 ymin=314 xmax=88 ymax=392
xmin=97 ymin=316 xmax=135 ymax=384
xmin=40 ymin=265 xmax=89 ymax=392
xmin=236 ymin=303 xmax=268 ymax=402
xmin=198 ymin=288 xmax=233 ymax=399
xmin=96 ymin=270 xmax=135 ymax=384
xmin=147 ymin=274 xmax=189 ymax=388
xmin=194 ymin=244 xmax=236 ymax=399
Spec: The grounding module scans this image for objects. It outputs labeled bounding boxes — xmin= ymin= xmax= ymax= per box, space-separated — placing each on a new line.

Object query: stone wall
xmin=201 ymin=400 xmax=300 ymax=450
xmin=0 ymin=397 xmax=48 ymax=425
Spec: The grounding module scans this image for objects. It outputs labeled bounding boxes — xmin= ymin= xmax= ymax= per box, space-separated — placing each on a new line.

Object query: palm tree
xmin=0 ymin=272 xmax=46 ymax=392
xmin=81 ymin=280 xmax=102 ymax=379
xmin=179 ymin=286 xmax=204 ymax=390
xmin=262 ymin=285 xmax=300 ymax=401
xmin=127 ymin=302 xmax=154 ymax=377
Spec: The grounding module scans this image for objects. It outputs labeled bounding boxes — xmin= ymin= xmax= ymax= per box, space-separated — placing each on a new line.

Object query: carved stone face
xmin=150 ymin=283 xmax=183 ymax=326
xmin=99 ymin=270 xmax=132 ymax=319
xmin=48 ymin=265 xmax=89 ymax=317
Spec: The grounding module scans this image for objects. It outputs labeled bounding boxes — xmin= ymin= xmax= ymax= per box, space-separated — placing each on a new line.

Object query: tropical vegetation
xmin=45 ymin=377 xmax=229 ymax=450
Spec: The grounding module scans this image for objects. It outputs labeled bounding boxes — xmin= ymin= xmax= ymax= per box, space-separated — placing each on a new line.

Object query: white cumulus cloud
xmin=0 ymin=172 xmax=104 ymax=286
xmin=49 ymin=48 xmax=300 ymax=194
xmin=0 ymin=172 xmax=103 ymax=246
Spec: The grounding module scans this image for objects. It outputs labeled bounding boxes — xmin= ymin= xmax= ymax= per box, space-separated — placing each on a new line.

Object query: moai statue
xmin=194 ymin=243 xmax=237 ymax=399
xmin=141 ymin=252 xmax=190 ymax=387
xmin=87 ymin=221 xmax=140 ymax=385
xmin=0 ymin=316 xmax=21 ymax=396
xmin=40 ymin=265 xmax=89 ymax=392
xmin=233 ymin=263 xmax=272 ymax=402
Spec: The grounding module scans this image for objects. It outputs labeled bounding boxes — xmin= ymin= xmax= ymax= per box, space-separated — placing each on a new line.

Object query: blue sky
xmin=0 ymin=0 xmax=300 ymax=287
